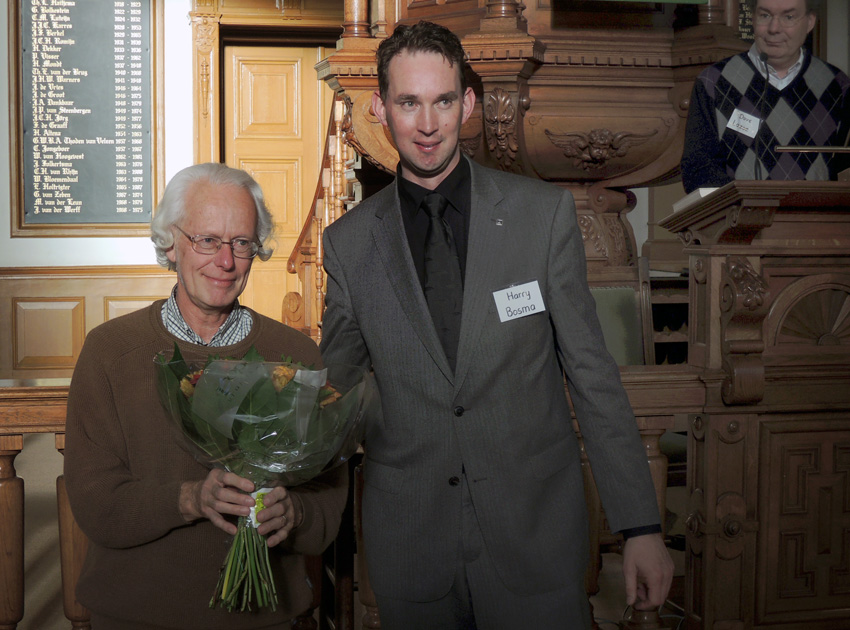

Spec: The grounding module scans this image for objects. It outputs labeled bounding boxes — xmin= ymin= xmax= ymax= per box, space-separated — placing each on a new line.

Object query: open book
xmin=672 ymin=187 xmax=720 ymax=213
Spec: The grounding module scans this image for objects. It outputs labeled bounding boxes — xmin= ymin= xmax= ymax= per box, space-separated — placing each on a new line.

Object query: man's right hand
xmin=179 ymin=469 xmax=255 ymax=535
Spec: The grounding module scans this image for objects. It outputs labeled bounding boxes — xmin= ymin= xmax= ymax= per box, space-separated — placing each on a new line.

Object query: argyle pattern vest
xmin=698 ymin=52 xmax=850 ymax=182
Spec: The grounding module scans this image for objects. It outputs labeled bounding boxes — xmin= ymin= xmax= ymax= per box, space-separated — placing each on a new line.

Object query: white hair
xmin=150 ymin=163 xmax=275 ymax=271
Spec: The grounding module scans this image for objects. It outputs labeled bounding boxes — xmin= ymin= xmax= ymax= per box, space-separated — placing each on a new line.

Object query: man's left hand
xmin=622 ymin=532 xmax=675 ymax=610
xmin=254 ymin=486 xmax=304 ymax=547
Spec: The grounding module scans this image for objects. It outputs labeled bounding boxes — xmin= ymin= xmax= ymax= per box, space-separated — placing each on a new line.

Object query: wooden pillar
xmin=56 ymin=433 xmax=91 ymax=630
xmin=0 ymin=435 xmax=24 ymax=630
xmin=341 ymin=0 xmax=369 ymax=39
xmin=640 ymin=424 xmax=670 ymax=532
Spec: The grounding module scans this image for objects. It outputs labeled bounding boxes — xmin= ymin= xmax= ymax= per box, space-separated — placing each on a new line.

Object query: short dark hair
xmin=376 ymin=20 xmax=468 ymax=100
xmin=749 ymin=0 xmax=821 ymax=14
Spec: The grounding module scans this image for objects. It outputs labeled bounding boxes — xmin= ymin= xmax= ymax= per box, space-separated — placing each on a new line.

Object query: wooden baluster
xmin=333 ymin=102 xmax=345 ymax=221
xmin=327 ymin=140 xmax=338 ymax=226
xmin=316 ymin=168 xmax=332 ymax=336
xmin=314 ymin=199 xmax=325 ymax=343
xmin=0 ymin=435 xmax=24 ymax=630
xmin=56 ymin=434 xmax=91 ymax=630
xmin=334 ymin=100 xmax=351 ymax=214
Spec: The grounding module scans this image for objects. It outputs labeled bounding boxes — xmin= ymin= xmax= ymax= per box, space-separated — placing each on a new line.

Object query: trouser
xmin=374 ymin=475 xmax=591 ymax=630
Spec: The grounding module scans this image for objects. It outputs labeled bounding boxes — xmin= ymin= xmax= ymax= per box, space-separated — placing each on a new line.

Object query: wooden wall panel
xmin=105 ymin=297 xmax=166 ymax=321
xmin=12 ymin=299 xmax=84 ymax=370
xmin=0 ymin=267 xmax=175 ymax=380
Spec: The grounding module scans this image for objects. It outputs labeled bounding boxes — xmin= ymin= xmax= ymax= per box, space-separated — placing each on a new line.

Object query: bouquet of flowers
xmin=155 ymin=344 xmax=372 ymax=613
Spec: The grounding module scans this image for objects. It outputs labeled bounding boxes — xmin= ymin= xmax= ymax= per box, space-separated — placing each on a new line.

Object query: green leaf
xmin=242 ymin=346 xmax=266 ymax=363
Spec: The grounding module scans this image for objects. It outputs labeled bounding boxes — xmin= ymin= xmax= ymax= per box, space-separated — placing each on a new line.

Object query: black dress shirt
xmin=397 ymin=158 xmax=471 ymax=290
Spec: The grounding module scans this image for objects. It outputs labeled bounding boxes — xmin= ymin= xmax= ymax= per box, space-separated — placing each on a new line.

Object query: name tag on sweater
xmin=726 ymin=108 xmax=761 ymax=139
xmin=493 ymin=280 xmax=545 ymax=322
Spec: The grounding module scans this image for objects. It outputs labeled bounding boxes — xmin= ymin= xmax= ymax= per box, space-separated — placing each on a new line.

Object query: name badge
xmin=726 ymin=108 xmax=761 ymax=139
xmin=493 ymin=280 xmax=546 ymax=323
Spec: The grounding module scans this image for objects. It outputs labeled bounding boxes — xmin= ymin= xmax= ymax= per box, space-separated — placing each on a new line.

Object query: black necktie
xmin=422 ymin=192 xmax=463 ymax=371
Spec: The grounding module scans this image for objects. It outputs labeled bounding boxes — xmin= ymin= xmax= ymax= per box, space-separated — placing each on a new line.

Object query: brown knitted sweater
xmin=64 ymin=301 xmax=347 ymax=629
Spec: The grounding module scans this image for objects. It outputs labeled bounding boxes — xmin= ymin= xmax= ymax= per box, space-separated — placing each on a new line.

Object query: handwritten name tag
xmin=726 ymin=108 xmax=761 ymax=139
xmin=493 ymin=280 xmax=546 ymax=323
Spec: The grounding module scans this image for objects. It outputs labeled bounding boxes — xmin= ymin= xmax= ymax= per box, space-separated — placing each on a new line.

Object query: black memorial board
xmin=738 ymin=0 xmax=754 ymax=41
xmin=21 ymin=0 xmax=154 ymax=227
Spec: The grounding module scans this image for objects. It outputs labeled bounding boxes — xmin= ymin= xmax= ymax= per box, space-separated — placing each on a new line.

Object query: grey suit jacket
xmin=320 ymin=158 xmax=659 ymax=603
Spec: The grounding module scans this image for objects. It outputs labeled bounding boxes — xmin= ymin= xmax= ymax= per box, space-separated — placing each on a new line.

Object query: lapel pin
xmin=494 ymin=218 xmax=504 ymax=226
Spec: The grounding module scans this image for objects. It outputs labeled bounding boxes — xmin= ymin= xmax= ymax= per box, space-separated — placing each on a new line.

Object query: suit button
xmin=453 ymin=406 xmax=464 ymax=417
xmin=448 ymin=476 xmax=460 ymax=487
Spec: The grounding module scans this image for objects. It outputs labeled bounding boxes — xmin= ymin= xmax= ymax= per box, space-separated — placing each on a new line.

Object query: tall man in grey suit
xmin=319 ymin=20 xmax=673 ymax=629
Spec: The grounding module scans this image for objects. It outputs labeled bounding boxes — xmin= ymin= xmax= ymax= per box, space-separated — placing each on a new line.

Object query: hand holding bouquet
xmin=155 ymin=344 xmax=372 ymax=613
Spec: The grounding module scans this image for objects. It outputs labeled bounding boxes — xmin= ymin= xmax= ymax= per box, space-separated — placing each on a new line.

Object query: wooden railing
xmin=285 ymin=95 xmax=360 ymax=342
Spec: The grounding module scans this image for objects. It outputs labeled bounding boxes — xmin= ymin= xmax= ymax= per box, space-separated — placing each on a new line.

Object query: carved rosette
xmin=720 ymin=256 xmax=770 ymax=405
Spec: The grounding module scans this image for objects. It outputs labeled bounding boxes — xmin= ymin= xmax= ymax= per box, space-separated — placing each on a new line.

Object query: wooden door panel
xmin=224 ymin=46 xmax=331 ymax=322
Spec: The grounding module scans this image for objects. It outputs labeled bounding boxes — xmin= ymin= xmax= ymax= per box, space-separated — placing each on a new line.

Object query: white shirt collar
xmin=749 ymin=44 xmax=806 ymax=90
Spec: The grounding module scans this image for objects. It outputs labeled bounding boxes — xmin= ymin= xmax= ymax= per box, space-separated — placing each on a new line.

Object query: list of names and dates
xmin=22 ymin=0 xmax=152 ymax=225
xmin=738 ymin=1 xmax=754 ymax=41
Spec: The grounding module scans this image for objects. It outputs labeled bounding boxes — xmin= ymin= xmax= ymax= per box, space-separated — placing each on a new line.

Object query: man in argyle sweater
xmin=681 ymin=0 xmax=850 ymax=193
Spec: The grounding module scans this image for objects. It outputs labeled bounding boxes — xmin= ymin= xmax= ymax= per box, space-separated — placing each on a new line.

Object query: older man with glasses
xmin=680 ymin=0 xmax=850 ymax=193
xmin=63 ymin=163 xmax=348 ymax=630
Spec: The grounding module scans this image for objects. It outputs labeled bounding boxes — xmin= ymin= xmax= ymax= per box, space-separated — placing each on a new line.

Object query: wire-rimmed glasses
xmin=174 ymin=225 xmax=259 ymax=259
xmin=753 ymin=11 xmax=807 ymax=28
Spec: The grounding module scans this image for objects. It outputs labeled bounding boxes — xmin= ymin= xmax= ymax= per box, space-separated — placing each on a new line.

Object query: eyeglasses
xmin=753 ymin=11 xmax=807 ymax=27
xmin=174 ymin=225 xmax=259 ymax=259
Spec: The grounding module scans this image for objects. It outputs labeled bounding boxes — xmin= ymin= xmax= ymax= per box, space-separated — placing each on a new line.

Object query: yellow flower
xmin=271 ymin=365 xmax=297 ymax=391
xmin=179 ymin=370 xmax=203 ymax=397
xmin=319 ymin=386 xmax=342 ymax=407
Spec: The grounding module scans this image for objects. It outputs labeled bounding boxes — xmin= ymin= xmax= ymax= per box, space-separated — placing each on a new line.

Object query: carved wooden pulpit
xmin=660 ymin=181 xmax=850 ymax=629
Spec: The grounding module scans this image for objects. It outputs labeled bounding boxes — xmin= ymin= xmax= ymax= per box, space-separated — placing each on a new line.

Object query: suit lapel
xmin=453 ymin=161 xmax=510 ymax=393
xmin=371 ymin=186 xmax=456 ymax=381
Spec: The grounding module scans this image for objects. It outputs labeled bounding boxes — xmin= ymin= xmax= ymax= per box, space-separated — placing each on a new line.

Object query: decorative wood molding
xmin=766 ymin=274 xmax=850 ymax=349
xmin=483 ymin=87 xmax=524 ymax=170
xmin=190 ymin=14 xmax=220 ymax=163
xmin=720 ymin=256 xmax=769 ymax=405
xmin=343 ymin=91 xmax=397 ymax=173
xmin=544 ymin=128 xmax=657 ymax=171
